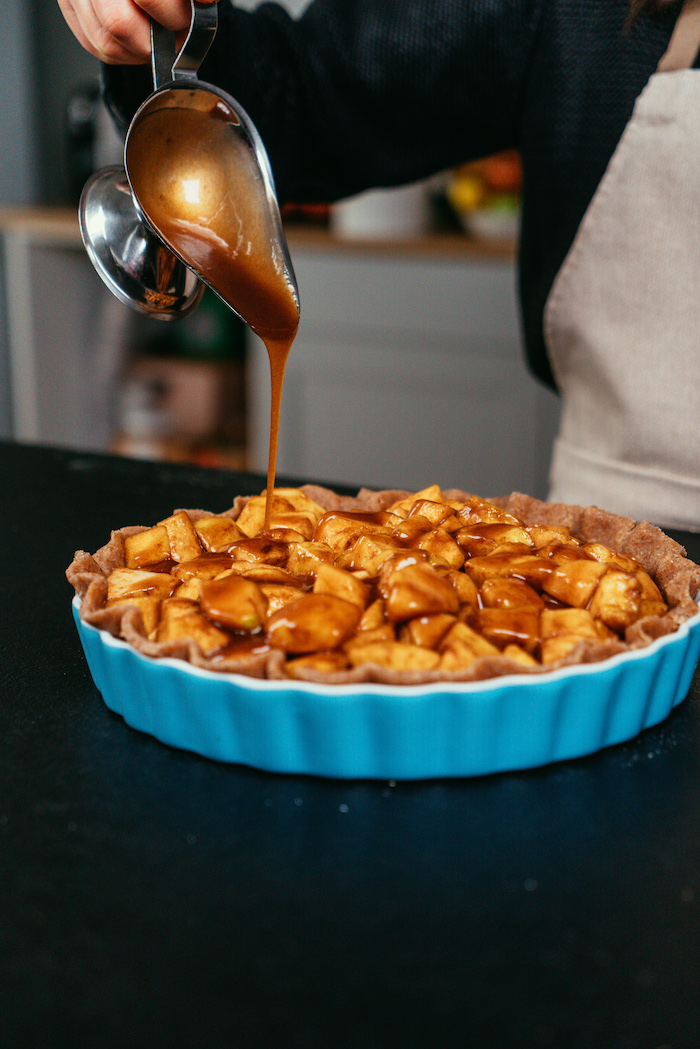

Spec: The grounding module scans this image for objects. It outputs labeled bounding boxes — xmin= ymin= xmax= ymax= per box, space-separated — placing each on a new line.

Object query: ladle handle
xmin=174 ymin=1 xmax=218 ymax=78
xmin=150 ymin=1 xmax=218 ymax=88
xmin=151 ymin=23 xmax=176 ymax=90
xmin=151 ymin=0 xmax=219 ymax=89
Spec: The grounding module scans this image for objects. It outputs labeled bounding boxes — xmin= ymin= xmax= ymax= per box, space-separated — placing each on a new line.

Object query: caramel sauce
xmin=476 ymin=607 xmax=541 ymax=652
xmin=99 ymin=483 xmax=672 ymax=675
xmin=315 ymin=510 xmax=390 ymax=531
xmin=127 ymin=101 xmax=299 ymax=527
xmin=227 ymin=537 xmax=289 ymax=565
xmin=212 ymin=638 xmax=273 ymax=662
xmin=174 ymin=553 xmax=235 ymax=579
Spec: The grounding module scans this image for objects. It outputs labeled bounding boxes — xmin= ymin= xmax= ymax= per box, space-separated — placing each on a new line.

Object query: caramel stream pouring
xmin=126 ymin=3 xmax=300 ymax=525
xmin=81 ymin=1 xmax=300 ymax=525
xmin=127 ymin=90 xmax=300 ymax=524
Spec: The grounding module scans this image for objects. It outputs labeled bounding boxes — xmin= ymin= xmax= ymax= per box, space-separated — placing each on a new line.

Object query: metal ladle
xmin=124 ymin=3 xmax=299 ymax=336
xmin=80 ymin=0 xmax=299 ymax=333
xmin=78 ymin=11 xmax=211 ymax=319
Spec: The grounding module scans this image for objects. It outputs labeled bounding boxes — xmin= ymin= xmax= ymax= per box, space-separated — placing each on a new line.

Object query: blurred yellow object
xmin=447 ymin=150 xmax=522 ymax=217
xmin=445 ymin=151 xmax=522 ymax=240
xmin=447 ymin=174 xmax=485 ymax=213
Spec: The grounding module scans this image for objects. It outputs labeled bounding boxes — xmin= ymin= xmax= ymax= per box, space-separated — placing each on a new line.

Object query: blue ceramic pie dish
xmin=72 ymin=595 xmax=700 ymax=780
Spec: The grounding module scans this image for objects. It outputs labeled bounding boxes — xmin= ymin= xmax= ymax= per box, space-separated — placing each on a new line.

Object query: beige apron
xmin=544 ymin=0 xmax=700 ymax=531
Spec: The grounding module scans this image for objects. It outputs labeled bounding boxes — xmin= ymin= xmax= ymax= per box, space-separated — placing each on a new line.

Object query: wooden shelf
xmin=0 ymin=206 xmax=517 ymax=259
xmin=0 ymin=206 xmax=83 ymax=246
xmin=285 ymin=221 xmax=517 ymax=261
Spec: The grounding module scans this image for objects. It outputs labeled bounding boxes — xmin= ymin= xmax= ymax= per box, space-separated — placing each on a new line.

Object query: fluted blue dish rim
xmin=72 ymin=595 xmax=700 ymax=780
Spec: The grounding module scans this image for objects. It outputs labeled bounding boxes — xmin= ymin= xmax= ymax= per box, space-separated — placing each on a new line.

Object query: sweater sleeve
xmin=103 ymin=0 xmax=543 ymax=203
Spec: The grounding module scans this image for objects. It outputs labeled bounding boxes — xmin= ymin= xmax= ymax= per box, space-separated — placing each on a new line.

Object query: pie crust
xmin=67 ymin=487 xmax=700 ymax=686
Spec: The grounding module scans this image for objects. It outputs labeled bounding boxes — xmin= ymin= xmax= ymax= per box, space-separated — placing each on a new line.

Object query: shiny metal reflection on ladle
xmin=79 ymin=165 xmax=204 ymax=318
xmin=77 ymin=2 xmax=215 ymax=319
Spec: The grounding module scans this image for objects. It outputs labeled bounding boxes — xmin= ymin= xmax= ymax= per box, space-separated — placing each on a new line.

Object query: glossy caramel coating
xmin=90 ymin=486 xmax=678 ymax=679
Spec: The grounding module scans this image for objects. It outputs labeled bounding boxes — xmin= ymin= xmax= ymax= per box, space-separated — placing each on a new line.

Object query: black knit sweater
xmin=103 ymin=0 xmax=690 ymax=388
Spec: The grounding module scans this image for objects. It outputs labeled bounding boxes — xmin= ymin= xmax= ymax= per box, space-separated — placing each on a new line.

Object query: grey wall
xmin=0 ymin=3 xmax=105 ymax=437
xmin=1 ymin=1 xmax=99 ymax=206
xmin=0 ymin=1 xmax=40 ymax=204
xmin=30 ymin=0 xmax=102 ymax=205
xmin=0 ymin=1 xmax=38 ymax=434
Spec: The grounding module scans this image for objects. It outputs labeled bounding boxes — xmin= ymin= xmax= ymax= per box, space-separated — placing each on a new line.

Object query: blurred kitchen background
xmin=0 ymin=0 xmax=559 ymax=497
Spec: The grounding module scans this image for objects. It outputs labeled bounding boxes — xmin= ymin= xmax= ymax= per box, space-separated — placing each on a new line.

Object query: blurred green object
xmin=150 ymin=288 xmax=247 ymax=361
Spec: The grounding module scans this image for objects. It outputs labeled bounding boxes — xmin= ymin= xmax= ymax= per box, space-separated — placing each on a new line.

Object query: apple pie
xmin=67 ymin=485 xmax=700 ymax=685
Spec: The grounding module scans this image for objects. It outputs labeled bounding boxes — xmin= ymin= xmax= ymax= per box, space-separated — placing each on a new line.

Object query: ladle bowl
xmin=124 ymin=79 xmax=299 ymax=337
xmin=77 ymin=1 xmax=216 ymax=320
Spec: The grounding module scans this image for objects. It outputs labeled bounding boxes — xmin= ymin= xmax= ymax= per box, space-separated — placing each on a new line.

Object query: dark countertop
xmin=2 ymin=440 xmax=699 ymax=1049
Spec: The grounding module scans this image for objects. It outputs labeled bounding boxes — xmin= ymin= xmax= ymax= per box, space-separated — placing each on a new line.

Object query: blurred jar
xmin=331 ymin=181 xmax=431 ymax=240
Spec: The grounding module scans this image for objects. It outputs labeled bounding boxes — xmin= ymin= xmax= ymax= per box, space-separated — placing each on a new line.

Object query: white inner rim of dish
xmin=72 ymin=594 xmax=700 ymax=696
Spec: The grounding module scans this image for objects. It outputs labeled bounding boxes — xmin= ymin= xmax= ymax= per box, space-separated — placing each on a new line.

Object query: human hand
xmin=57 ymin=0 xmax=218 ymax=64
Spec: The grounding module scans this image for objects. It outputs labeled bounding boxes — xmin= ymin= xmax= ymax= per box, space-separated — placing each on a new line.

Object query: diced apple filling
xmin=100 ymin=485 xmax=669 ymax=675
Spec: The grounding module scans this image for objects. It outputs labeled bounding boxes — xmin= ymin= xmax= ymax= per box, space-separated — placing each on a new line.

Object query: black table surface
xmin=2 ymin=440 xmax=699 ymax=1049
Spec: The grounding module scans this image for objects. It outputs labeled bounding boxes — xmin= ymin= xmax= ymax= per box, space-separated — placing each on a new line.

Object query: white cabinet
xmin=0 ymin=211 xmax=131 ymax=448
xmin=247 ymin=233 xmax=559 ymax=498
xmin=0 ymin=212 xmax=560 ymax=498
